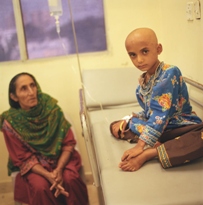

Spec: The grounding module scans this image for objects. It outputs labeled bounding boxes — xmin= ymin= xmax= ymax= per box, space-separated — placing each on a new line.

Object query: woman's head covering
xmin=0 ymin=73 xmax=71 ymax=158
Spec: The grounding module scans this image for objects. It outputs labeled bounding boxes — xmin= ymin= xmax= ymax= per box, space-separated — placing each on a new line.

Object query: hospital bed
xmin=80 ymin=67 xmax=203 ymax=205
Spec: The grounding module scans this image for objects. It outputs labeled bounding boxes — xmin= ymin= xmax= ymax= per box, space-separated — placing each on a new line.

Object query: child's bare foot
xmin=119 ymin=148 xmax=157 ymax=171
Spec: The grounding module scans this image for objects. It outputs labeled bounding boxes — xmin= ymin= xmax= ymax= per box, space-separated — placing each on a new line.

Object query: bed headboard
xmin=184 ymin=77 xmax=203 ymax=119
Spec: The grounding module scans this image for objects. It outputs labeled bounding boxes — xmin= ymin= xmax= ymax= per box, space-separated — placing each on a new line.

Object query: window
xmin=0 ymin=0 xmax=106 ymax=62
xmin=0 ymin=0 xmax=20 ymax=62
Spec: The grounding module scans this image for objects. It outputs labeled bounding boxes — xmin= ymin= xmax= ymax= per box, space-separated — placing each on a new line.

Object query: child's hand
xmin=121 ymin=139 xmax=146 ymax=161
xmin=121 ymin=146 xmax=143 ymax=161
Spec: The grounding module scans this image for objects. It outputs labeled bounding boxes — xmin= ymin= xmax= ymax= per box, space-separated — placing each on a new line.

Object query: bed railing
xmin=184 ymin=77 xmax=203 ymax=108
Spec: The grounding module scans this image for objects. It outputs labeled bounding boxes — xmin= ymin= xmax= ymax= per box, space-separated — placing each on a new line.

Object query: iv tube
xmin=48 ymin=0 xmax=63 ymax=33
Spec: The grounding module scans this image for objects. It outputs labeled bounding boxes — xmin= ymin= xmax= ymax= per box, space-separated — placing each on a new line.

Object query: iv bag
xmin=48 ymin=0 xmax=63 ymax=16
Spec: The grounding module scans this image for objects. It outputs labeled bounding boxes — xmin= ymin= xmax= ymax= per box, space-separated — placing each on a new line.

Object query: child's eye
xmin=128 ymin=52 xmax=136 ymax=57
xmin=142 ymin=49 xmax=149 ymax=54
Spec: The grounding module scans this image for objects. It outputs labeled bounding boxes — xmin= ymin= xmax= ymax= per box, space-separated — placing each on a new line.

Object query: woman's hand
xmin=52 ymin=168 xmax=63 ymax=185
xmin=47 ymin=170 xmax=69 ymax=198
xmin=47 ymin=149 xmax=72 ymax=198
xmin=31 ymin=163 xmax=69 ymax=198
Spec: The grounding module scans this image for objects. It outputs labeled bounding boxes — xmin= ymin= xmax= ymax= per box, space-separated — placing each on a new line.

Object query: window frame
xmin=10 ymin=0 xmax=106 ymax=62
xmin=12 ymin=0 xmax=28 ymax=61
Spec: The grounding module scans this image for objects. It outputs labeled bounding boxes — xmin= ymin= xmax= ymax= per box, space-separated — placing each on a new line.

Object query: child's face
xmin=125 ymin=29 xmax=162 ymax=74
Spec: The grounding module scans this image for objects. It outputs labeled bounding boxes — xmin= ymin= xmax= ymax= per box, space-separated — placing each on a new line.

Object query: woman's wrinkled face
xmin=10 ymin=75 xmax=38 ymax=110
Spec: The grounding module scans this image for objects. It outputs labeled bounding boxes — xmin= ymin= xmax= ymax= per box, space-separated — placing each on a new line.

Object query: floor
xmin=0 ymin=181 xmax=100 ymax=205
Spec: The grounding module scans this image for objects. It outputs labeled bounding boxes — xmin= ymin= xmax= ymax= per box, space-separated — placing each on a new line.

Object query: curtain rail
xmin=184 ymin=77 xmax=203 ymax=108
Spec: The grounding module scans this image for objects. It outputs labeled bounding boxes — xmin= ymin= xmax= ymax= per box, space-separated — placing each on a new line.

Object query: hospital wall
xmin=0 ymin=0 xmax=203 ymax=183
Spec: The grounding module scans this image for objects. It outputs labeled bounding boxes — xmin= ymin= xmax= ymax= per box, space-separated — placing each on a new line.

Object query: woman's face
xmin=10 ymin=75 xmax=38 ymax=110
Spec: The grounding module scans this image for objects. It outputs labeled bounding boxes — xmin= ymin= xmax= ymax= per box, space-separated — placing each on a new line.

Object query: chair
xmin=11 ymin=171 xmax=23 ymax=205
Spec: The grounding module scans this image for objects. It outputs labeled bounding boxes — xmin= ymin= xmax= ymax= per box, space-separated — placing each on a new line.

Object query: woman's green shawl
xmin=0 ymin=82 xmax=71 ymax=174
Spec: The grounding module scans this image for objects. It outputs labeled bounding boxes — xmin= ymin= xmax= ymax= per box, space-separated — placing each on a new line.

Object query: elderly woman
xmin=0 ymin=72 xmax=88 ymax=205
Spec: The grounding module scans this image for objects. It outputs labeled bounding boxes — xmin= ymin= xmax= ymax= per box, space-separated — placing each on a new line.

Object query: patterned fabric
xmin=157 ymin=123 xmax=203 ymax=168
xmin=157 ymin=144 xmax=172 ymax=168
xmin=0 ymin=81 xmax=71 ymax=173
xmin=3 ymin=118 xmax=76 ymax=176
xmin=129 ymin=62 xmax=202 ymax=146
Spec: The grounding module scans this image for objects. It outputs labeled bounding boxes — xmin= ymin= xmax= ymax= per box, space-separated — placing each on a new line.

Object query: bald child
xmin=118 ymin=28 xmax=203 ymax=171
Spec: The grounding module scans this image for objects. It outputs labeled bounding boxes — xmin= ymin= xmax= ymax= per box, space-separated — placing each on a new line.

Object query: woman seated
xmin=0 ymin=72 xmax=89 ymax=205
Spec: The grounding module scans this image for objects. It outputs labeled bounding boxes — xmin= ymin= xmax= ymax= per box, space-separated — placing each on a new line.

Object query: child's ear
xmin=157 ymin=44 xmax=163 ymax=54
xmin=10 ymin=93 xmax=18 ymax=102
